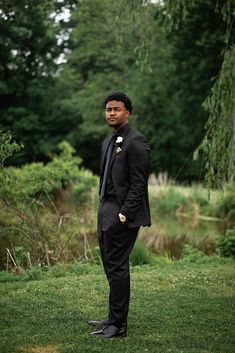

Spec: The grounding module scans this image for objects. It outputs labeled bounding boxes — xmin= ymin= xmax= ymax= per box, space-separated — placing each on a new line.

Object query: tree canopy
xmin=0 ymin=0 xmax=233 ymax=183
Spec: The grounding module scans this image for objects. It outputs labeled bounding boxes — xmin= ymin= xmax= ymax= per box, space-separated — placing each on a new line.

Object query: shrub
xmin=0 ymin=131 xmax=98 ymax=271
xmin=0 ymin=271 xmax=24 ymax=283
xmin=217 ymin=228 xmax=235 ymax=258
xmin=215 ymin=183 xmax=235 ymax=222
xmin=25 ymin=267 xmax=42 ymax=281
xmin=150 ymin=187 xmax=189 ymax=215
xmin=190 ymin=186 xmax=213 ymax=215
xmin=180 ymin=244 xmax=205 ymax=263
xmin=91 ymin=246 xmax=102 ymax=265
xmin=48 ymin=262 xmax=68 ymax=278
xmin=130 ymin=240 xmax=155 ymax=266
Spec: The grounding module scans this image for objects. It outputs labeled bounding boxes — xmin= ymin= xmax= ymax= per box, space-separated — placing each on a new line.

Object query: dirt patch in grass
xmin=21 ymin=345 xmax=60 ymax=353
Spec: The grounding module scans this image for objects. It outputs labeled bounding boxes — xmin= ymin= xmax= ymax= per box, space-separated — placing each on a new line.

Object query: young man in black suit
xmin=88 ymin=91 xmax=151 ymax=338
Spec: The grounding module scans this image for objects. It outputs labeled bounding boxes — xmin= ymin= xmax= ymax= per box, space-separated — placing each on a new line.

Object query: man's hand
xmin=118 ymin=213 xmax=127 ymax=223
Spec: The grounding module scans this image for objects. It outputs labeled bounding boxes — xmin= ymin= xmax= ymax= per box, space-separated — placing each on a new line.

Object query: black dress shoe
xmin=90 ymin=324 xmax=127 ymax=338
xmin=87 ymin=318 xmax=109 ymax=327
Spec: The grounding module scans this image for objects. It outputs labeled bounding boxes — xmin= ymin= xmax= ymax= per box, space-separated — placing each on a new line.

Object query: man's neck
xmin=112 ymin=122 xmax=128 ymax=134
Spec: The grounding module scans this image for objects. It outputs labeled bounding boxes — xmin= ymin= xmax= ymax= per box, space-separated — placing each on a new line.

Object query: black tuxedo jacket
xmin=99 ymin=123 xmax=151 ymax=228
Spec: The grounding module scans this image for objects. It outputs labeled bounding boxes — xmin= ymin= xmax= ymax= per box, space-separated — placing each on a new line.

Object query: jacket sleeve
xmin=120 ymin=135 xmax=150 ymax=220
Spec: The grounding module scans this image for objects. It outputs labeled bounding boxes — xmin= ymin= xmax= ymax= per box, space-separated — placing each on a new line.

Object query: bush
xmin=216 ymin=183 xmax=235 ymax=222
xmin=48 ymin=263 xmax=68 ymax=278
xmin=25 ymin=267 xmax=42 ymax=281
xmin=190 ymin=186 xmax=213 ymax=215
xmin=150 ymin=187 xmax=189 ymax=215
xmin=0 ymin=271 xmax=24 ymax=283
xmin=70 ymin=170 xmax=98 ymax=205
xmin=217 ymin=228 xmax=235 ymax=258
xmin=180 ymin=244 xmax=205 ymax=263
xmin=130 ymin=240 xmax=155 ymax=266
xmin=0 ymin=132 xmax=98 ymax=270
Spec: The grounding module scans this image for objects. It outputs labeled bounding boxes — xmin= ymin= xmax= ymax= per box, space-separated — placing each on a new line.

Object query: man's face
xmin=105 ymin=100 xmax=130 ymax=130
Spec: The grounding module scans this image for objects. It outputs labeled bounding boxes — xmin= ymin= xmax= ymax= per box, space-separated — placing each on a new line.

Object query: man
xmin=88 ymin=91 xmax=151 ymax=338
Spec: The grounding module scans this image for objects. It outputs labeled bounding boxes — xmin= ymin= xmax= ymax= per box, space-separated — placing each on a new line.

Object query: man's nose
xmin=110 ymin=110 xmax=116 ymax=115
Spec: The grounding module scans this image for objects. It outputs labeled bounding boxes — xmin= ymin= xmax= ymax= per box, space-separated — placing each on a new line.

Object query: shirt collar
xmin=113 ymin=123 xmax=130 ymax=138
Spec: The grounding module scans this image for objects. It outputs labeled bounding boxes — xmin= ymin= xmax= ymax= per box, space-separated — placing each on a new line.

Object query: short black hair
xmin=103 ymin=91 xmax=133 ymax=114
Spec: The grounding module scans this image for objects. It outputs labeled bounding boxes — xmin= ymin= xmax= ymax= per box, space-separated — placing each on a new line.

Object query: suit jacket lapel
xmin=109 ymin=124 xmax=131 ymax=171
xmin=100 ymin=124 xmax=132 ymax=187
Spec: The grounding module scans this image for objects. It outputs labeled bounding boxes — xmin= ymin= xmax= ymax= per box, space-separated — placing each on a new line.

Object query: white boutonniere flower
xmin=115 ymin=136 xmax=124 ymax=153
xmin=116 ymin=136 xmax=123 ymax=144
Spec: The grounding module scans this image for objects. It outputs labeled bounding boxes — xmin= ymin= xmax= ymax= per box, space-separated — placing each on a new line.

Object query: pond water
xmin=85 ymin=212 xmax=230 ymax=260
xmin=139 ymin=213 xmax=229 ymax=259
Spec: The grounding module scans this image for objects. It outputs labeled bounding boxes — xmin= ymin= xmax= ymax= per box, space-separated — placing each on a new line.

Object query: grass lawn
xmin=0 ymin=258 xmax=234 ymax=353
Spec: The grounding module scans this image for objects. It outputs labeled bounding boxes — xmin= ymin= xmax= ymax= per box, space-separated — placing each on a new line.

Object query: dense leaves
xmin=163 ymin=0 xmax=235 ymax=186
xmin=0 ymin=0 xmax=78 ymax=164
xmin=0 ymin=130 xmax=98 ymax=268
xmin=0 ymin=0 xmax=232 ymax=181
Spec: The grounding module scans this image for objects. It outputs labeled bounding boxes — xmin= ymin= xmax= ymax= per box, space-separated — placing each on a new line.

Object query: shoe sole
xmin=90 ymin=330 xmax=127 ymax=338
xmin=87 ymin=321 xmax=109 ymax=327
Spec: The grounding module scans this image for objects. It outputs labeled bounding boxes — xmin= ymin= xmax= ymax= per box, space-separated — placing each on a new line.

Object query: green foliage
xmin=44 ymin=261 xmax=98 ymax=278
xmin=0 ymin=262 xmax=101 ymax=283
xmin=149 ymin=183 xmax=235 ymax=221
xmin=0 ymin=0 xmax=231 ymax=182
xmin=190 ymin=187 xmax=210 ymax=208
xmin=0 ymin=131 xmax=98 ymax=270
xmin=218 ymin=228 xmax=235 ymax=258
xmin=0 ymin=130 xmax=23 ymax=166
xmin=0 ymin=0 xmax=79 ymax=165
xmin=47 ymin=262 xmax=69 ymax=278
xmin=13 ymin=246 xmax=28 ymax=267
xmin=150 ymin=187 xmax=188 ymax=215
xmin=130 ymin=239 xmax=154 ymax=266
xmin=90 ymin=246 xmax=102 ymax=265
xmin=163 ymin=0 xmax=235 ymax=187
xmin=162 ymin=0 xmax=196 ymax=30
xmin=169 ymin=1 xmax=228 ymax=179
xmin=194 ymin=46 xmax=235 ymax=188
xmin=0 ymin=139 xmax=86 ymax=201
xmin=24 ymin=266 xmax=42 ymax=281
xmin=180 ymin=244 xmax=205 ymax=263
xmin=215 ymin=182 xmax=235 ymax=221
xmin=0 ymin=271 xmax=24 ymax=283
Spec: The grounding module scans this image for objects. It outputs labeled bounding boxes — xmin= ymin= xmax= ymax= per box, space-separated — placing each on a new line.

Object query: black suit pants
xmin=98 ymin=202 xmax=139 ymax=328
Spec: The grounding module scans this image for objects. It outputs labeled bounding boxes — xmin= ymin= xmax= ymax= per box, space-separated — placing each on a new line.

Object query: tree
xmin=0 ymin=0 xmax=78 ymax=164
xmin=1 ymin=0 xmax=232 ymax=184
xmin=57 ymin=0 xmax=182 ymax=175
xmin=161 ymin=0 xmax=235 ymax=186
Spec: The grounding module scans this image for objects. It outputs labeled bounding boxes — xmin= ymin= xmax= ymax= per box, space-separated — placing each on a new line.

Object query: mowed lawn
xmin=0 ymin=259 xmax=234 ymax=353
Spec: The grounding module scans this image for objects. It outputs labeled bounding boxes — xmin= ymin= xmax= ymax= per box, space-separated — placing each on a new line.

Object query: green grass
xmin=0 ymin=258 xmax=234 ymax=353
